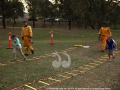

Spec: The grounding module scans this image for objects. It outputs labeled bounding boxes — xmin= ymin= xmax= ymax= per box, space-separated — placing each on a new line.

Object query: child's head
xmin=108 ymin=35 xmax=112 ymax=40
xmin=23 ymin=20 xmax=28 ymax=26
xmin=11 ymin=35 xmax=16 ymax=39
xmin=102 ymin=22 xmax=108 ymax=27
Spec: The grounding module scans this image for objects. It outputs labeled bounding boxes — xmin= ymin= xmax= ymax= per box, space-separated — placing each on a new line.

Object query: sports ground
xmin=0 ymin=24 xmax=120 ymax=90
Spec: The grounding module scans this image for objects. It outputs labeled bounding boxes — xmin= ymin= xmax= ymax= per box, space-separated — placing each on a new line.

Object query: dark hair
xmin=23 ymin=20 xmax=27 ymax=23
xmin=11 ymin=35 xmax=16 ymax=38
xmin=102 ymin=22 xmax=108 ymax=27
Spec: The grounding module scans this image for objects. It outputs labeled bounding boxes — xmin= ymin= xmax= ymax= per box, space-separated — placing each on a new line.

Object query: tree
xmin=48 ymin=2 xmax=57 ymax=26
xmin=37 ymin=0 xmax=53 ymax=27
xmin=108 ymin=5 xmax=120 ymax=29
xmin=25 ymin=0 xmax=41 ymax=28
xmin=11 ymin=0 xmax=24 ymax=24
xmin=71 ymin=0 xmax=120 ymax=29
xmin=0 ymin=0 xmax=6 ymax=29
xmin=6 ymin=0 xmax=24 ymax=24
xmin=0 ymin=0 xmax=24 ymax=29
xmin=55 ymin=0 xmax=73 ymax=30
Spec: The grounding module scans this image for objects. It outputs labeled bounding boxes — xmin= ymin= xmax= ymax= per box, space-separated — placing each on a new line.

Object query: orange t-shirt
xmin=98 ymin=27 xmax=111 ymax=36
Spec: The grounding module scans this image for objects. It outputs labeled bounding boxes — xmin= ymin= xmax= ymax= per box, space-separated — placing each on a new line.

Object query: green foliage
xmin=0 ymin=0 xmax=120 ymax=29
xmin=5 ymin=1 xmax=24 ymax=19
xmin=55 ymin=0 xmax=120 ymax=29
xmin=0 ymin=0 xmax=24 ymax=28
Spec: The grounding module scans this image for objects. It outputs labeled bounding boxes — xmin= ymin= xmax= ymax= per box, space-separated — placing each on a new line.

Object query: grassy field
xmin=0 ymin=22 xmax=120 ymax=90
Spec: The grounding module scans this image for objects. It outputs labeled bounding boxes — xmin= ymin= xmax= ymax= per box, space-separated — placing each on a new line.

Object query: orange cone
xmin=6 ymin=32 xmax=13 ymax=49
xmin=50 ymin=30 xmax=54 ymax=45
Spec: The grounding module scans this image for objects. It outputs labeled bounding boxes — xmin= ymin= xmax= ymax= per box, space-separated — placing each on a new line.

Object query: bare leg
xmin=18 ymin=48 xmax=26 ymax=58
xmin=11 ymin=47 xmax=17 ymax=61
xmin=13 ymin=53 xmax=16 ymax=60
xmin=108 ymin=50 xmax=112 ymax=61
xmin=112 ymin=54 xmax=115 ymax=59
xmin=111 ymin=50 xmax=115 ymax=59
xmin=108 ymin=53 xmax=111 ymax=61
xmin=18 ymin=48 xmax=27 ymax=61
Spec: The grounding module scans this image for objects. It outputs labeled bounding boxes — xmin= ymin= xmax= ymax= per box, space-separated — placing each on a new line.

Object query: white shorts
xmin=13 ymin=44 xmax=22 ymax=53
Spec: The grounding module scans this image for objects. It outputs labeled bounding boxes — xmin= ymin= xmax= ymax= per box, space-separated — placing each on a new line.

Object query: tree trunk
xmin=32 ymin=20 xmax=35 ymax=28
xmin=51 ymin=19 xmax=54 ymax=26
xmin=114 ymin=23 xmax=117 ymax=30
xmin=14 ymin=18 xmax=16 ymax=24
xmin=68 ymin=20 xmax=71 ymax=30
xmin=90 ymin=25 xmax=95 ymax=29
xmin=2 ymin=16 xmax=6 ymax=29
xmin=2 ymin=0 xmax=6 ymax=29
xmin=43 ymin=21 xmax=45 ymax=27
xmin=97 ymin=20 xmax=102 ymax=30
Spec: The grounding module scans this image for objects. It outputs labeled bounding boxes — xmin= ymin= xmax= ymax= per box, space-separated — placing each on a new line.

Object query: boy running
xmin=106 ymin=35 xmax=117 ymax=61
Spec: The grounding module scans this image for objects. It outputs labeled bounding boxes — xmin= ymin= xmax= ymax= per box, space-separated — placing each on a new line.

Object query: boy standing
xmin=106 ymin=35 xmax=117 ymax=61
xmin=11 ymin=35 xmax=27 ymax=61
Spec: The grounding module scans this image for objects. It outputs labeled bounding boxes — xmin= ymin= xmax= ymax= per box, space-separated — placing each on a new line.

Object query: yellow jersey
xmin=21 ymin=25 xmax=33 ymax=37
xmin=98 ymin=27 xmax=111 ymax=36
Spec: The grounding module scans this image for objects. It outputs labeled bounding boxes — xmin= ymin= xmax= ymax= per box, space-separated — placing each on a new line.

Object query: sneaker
xmin=31 ymin=50 xmax=34 ymax=54
xmin=113 ymin=55 xmax=115 ymax=59
xmin=31 ymin=41 xmax=34 ymax=44
xmin=108 ymin=58 xmax=111 ymax=61
xmin=23 ymin=57 xmax=27 ymax=61
xmin=102 ymin=50 xmax=104 ymax=52
xmin=10 ymin=59 xmax=16 ymax=62
xmin=24 ymin=54 xmax=29 ymax=56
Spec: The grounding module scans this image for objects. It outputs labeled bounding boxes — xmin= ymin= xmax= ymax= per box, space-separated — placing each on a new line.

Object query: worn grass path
xmin=12 ymin=50 xmax=120 ymax=90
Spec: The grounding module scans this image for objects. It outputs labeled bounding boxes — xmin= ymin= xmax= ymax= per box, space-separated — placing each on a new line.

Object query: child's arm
xmin=113 ymin=40 xmax=117 ymax=50
xmin=12 ymin=38 xmax=20 ymax=46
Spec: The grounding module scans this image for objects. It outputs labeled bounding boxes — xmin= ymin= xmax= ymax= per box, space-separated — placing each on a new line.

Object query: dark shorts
xmin=108 ymin=50 xmax=113 ymax=55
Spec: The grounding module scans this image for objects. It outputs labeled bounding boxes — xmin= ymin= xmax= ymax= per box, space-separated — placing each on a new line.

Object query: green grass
xmin=0 ymin=27 xmax=120 ymax=90
xmin=111 ymin=73 xmax=120 ymax=90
